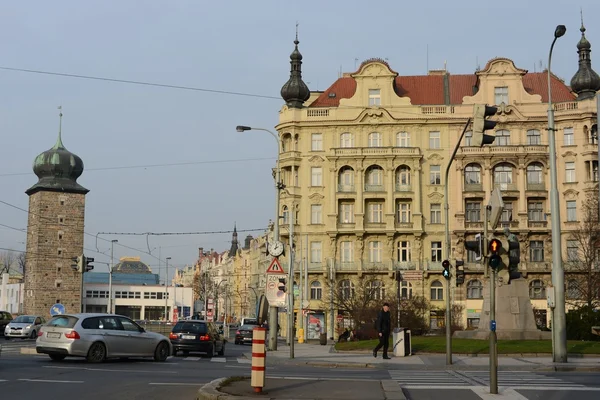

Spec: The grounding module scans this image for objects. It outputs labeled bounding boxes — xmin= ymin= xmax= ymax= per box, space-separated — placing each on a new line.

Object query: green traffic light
xmin=489 ymin=254 xmax=502 ymax=269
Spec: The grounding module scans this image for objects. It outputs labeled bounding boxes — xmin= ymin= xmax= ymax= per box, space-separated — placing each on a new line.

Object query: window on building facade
xmin=527 ymin=201 xmax=544 ymax=221
xmin=430 ymin=165 xmax=441 ymax=185
xmin=467 ymin=280 xmax=483 ymax=299
xmin=530 ymin=241 xmax=545 ymax=262
xmin=529 ymin=279 xmax=546 ymax=299
xmin=339 ymin=279 xmax=355 ymax=300
xmin=567 ymin=279 xmax=581 ymax=299
xmin=368 ymin=89 xmax=381 ymax=106
xmin=431 ymin=241 xmax=442 ymax=262
xmin=565 ymin=162 xmax=576 ymax=183
xmin=397 ymin=241 xmax=411 ymax=262
xmin=429 ymin=131 xmax=441 ymax=149
xmin=465 ymin=164 xmax=481 ymax=185
xmin=494 ymin=164 xmax=513 ymax=188
xmin=563 ymin=127 xmax=575 ymax=146
xmin=310 ymin=281 xmax=322 ymax=300
xmin=527 ymin=163 xmax=543 ymax=184
xmin=366 ymin=166 xmax=383 ymax=187
xmin=501 ymin=201 xmax=513 ymax=224
xmin=430 ymin=203 xmax=442 ymax=224
xmin=310 ymin=241 xmax=322 ymax=263
xmin=396 ymin=166 xmax=411 ymax=186
xmin=464 ymin=131 xmax=472 ymax=146
xmin=495 ymin=130 xmax=511 ymax=146
xmin=340 ymin=132 xmax=354 ymax=148
xmin=369 ymin=241 xmax=382 ymax=263
xmin=311 ymin=133 xmax=322 ymax=151
xmin=400 ymin=281 xmax=413 ymax=299
xmin=465 ymin=201 xmax=481 ymax=222
xmin=368 ymin=203 xmax=383 ymax=223
xmin=368 ymin=132 xmax=382 ymax=147
xmin=567 ymin=240 xmax=579 ymax=262
xmin=282 ymin=205 xmax=289 ymax=224
xmin=367 ymin=280 xmax=385 ymax=300
xmin=397 ymin=202 xmax=411 ymax=223
xmin=339 ymin=203 xmax=354 ymax=223
xmin=341 ymin=241 xmax=353 ymax=262
xmin=494 ymin=86 xmax=509 ymax=105
xmin=527 ymin=129 xmax=542 ymax=145
xmin=311 ymin=204 xmax=322 ymax=224
xmin=430 ymin=280 xmax=444 ymax=300
xmin=311 ymin=167 xmax=323 ymax=186
xmin=338 ymin=167 xmax=354 ymax=191
xmin=396 ymin=132 xmax=410 ymax=147
xmin=566 ymin=200 xmax=577 ymax=222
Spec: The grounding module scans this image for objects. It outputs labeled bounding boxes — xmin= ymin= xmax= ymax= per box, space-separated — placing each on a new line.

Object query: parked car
xmin=36 ymin=313 xmax=171 ymax=363
xmin=0 ymin=311 xmax=13 ymax=337
xmin=235 ymin=324 xmax=258 ymax=345
xmin=4 ymin=315 xmax=45 ymax=339
xmin=169 ymin=320 xmax=225 ymax=357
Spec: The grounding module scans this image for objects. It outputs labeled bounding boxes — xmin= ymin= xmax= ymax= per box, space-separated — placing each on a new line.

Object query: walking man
xmin=373 ymin=302 xmax=391 ymax=359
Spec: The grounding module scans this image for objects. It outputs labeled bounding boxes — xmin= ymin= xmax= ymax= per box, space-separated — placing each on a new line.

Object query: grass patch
xmin=335 ymin=336 xmax=600 ymax=355
xmin=218 ymin=376 xmax=249 ymax=388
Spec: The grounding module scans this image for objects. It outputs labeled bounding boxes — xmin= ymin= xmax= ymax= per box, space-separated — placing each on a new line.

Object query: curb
xmin=381 ymin=379 xmax=407 ymax=400
xmin=20 ymin=347 xmax=37 ymax=355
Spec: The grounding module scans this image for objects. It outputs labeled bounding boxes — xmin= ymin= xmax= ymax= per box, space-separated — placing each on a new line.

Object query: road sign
xmin=266 ymin=258 xmax=285 ymax=274
xmin=336 ymin=314 xmax=343 ymax=322
xmin=265 ymin=274 xmax=286 ymax=307
xmin=50 ymin=303 xmax=65 ymax=316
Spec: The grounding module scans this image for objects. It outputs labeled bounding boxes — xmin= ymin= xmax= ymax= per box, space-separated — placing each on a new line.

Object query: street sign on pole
xmin=265 ymin=274 xmax=287 ymax=307
xmin=266 ymin=258 xmax=284 ymax=274
xmin=488 ymin=187 xmax=504 ymax=230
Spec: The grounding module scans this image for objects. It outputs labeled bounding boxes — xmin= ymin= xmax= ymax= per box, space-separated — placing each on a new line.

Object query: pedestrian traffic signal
xmin=472 ymin=104 xmax=498 ymax=146
xmin=465 ymin=233 xmax=484 ymax=261
xmin=488 ymin=238 xmax=502 ymax=270
xmin=455 ymin=260 xmax=465 ymax=285
xmin=85 ymin=256 xmax=94 ymax=272
xmin=278 ymin=278 xmax=287 ymax=292
xmin=506 ymin=232 xmax=521 ymax=283
xmin=442 ymin=260 xmax=451 ymax=280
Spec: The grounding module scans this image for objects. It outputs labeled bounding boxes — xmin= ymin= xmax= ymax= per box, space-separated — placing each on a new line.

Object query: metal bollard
xmin=251 ymin=327 xmax=266 ymax=393
xmin=297 ymin=328 xmax=304 ymax=344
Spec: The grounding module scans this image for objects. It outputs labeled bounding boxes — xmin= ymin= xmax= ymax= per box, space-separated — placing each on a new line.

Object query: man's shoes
xmin=383 ymin=355 xmax=391 ymax=359
xmin=373 ymin=349 xmax=377 ymax=358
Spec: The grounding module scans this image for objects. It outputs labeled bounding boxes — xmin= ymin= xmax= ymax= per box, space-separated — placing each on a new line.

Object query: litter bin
xmin=319 ymin=333 xmax=327 ymax=345
xmin=392 ymin=328 xmax=412 ymax=357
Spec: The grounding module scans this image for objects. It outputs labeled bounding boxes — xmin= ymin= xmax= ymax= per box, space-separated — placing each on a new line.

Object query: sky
xmin=0 ymin=0 xmax=598 ymax=283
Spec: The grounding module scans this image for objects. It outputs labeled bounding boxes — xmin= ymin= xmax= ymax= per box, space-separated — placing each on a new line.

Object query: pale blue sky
xmin=0 ymin=0 xmax=598 ymax=283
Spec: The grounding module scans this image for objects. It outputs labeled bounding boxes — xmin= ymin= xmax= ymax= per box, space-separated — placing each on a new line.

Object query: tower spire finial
xmin=295 ymin=21 xmax=299 ymax=45
xmin=581 ymin=7 xmax=586 ymax=33
xmin=54 ymin=106 xmax=65 ymax=149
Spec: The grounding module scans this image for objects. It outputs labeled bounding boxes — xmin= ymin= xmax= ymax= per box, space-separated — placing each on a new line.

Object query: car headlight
xmin=24 ymin=325 xmax=32 ymax=331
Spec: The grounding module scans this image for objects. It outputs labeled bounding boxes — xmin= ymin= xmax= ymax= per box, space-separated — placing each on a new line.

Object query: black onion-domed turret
xmin=570 ymin=19 xmax=600 ymax=101
xmin=26 ymin=113 xmax=89 ymax=195
xmin=280 ymin=32 xmax=310 ymax=108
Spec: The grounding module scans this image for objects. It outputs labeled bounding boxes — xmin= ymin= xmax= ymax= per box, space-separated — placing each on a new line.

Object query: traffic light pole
xmin=443 ymin=118 xmax=472 ymax=366
xmin=485 ymin=206 xmax=498 ymax=394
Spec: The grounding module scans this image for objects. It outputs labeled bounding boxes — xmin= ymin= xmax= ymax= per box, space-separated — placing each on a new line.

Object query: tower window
xmin=58 ymin=216 xmax=65 ymax=224
xmin=57 ymin=249 xmax=62 ymax=256
xmin=60 ymin=200 xmax=65 ymax=206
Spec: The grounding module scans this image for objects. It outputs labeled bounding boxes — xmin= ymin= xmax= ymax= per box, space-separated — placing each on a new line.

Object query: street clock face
xmin=268 ymin=240 xmax=284 ymax=257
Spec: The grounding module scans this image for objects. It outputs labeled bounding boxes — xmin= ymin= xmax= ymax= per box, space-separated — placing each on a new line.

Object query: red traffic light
xmin=489 ymin=238 xmax=502 ymax=254
xmin=442 ymin=260 xmax=450 ymax=269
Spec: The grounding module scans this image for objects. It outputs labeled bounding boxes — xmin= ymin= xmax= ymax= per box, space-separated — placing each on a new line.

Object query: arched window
xmin=367 ymin=280 xmax=385 ymax=300
xmin=430 ymin=280 xmax=444 ymax=300
xmin=368 ymin=132 xmax=382 ymax=147
xmin=338 ymin=167 xmax=354 ymax=192
xmin=467 ymin=280 xmax=483 ymax=299
xmin=529 ymin=280 xmax=546 ymax=299
xmin=310 ymin=281 xmax=322 ymax=300
xmin=282 ymin=206 xmax=289 ymax=224
xmin=495 ymin=130 xmax=511 ymax=146
xmin=339 ymin=279 xmax=355 ymax=300
xmin=340 ymin=132 xmax=354 ymax=148
xmin=400 ymin=281 xmax=413 ymax=299
xmin=527 ymin=163 xmax=543 ymax=184
xmin=365 ymin=166 xmax=384 ymax=187
xmin=494 ymin=163 xmax=513 ymax=188
xmin=396 ymin=166 xmax=411 ymax=188
xmin=396 ymin=132 xmax=411 ymax=147
xmin=464 ymin=164 xmax=481 ymax=185
xmin=527 ymin=129 xmax=541 ymax=145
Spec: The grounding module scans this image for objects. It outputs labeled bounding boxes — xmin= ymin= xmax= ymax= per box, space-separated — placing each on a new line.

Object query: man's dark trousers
xmin=374 ymin=332 xmax=389 ymax=356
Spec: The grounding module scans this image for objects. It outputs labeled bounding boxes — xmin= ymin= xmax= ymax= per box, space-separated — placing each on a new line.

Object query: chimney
xmin=199 ymin=247 xmax=204 ymax=258
xmin=244 ymin=235 xmax=253 ymax=250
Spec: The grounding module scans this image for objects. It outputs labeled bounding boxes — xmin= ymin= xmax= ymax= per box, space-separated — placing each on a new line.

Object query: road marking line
xmin=211 ymin=358 xmax=226 ymax=362
xmin=183 ymin=357 xmax=201 ymax=361
xmin=42 ymin=366 xmax=177 ymax=374
xmin=225 ymin=365 xmax=248 ymax=369
xmin=237 ymin=358 xmax=251 ymax=364
xmin=0 ymin=379 xmax=8 ymax=382
xmin=18 ymin=379 xmax=83 ymax=383
xmin=149 ymin=383 xmax=206 ymax=386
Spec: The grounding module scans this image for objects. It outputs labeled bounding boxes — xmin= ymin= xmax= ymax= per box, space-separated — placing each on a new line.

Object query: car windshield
xmin=47 ymin=315 xmax=78 ymax=328
xmin=240 ymin=324 xmax=257 ymax=330
xmin=14 ymin=316 xmax=35 ymax=324
xmin=173 ymin=321 xmax=207 ymax=334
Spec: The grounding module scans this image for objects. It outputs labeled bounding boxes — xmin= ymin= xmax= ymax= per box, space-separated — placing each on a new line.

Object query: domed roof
xmin=26 ymin=114 xmax=88 ymax=195
xmin=280 ymin=37 xmax=310 ymax=109
xmin=112 ymin=257 xmax=152 ymax=274
xmin=570 ymin=21 xmax=600 ymax=100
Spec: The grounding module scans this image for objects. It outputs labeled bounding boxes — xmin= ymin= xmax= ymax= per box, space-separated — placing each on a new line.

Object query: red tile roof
xmin=309 ymin=70 xmax=575 ymax=107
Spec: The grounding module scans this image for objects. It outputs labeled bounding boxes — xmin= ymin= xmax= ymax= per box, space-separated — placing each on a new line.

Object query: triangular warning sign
xmin=266 ymin=258 xmax=285 ymax=274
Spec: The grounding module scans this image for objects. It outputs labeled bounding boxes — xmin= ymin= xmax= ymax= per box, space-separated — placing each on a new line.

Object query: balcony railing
xmin=528 ymin=221 xmax=548 ymax=228
xmin=553 ymin=101 xmax=578 ymax=111
xmin=460 ymin=144 xmax=548 ymax=155
xmin=337 ymin=184 xmax=355 ymax=192
xmin=306 ymin=108 xmax=330 ymax=117
xmin=395 ymin=221 xmax=414 ymax=229
xmin=395 ymin=183 xmax=412 ymax=192
xmin=494 ymin=183 xmax=518 ymax=192
xmin=465 ymin=221 xmax=484 ymax=230
xmin=337 ymin=262 xmax=358 ymax=271
xmin=527 ymin=182 xmax=546 ymax=191
xmin=394 ymin=261 xmax=417 ymax=270
xmin=307 ymin=262 xmax=325 ymax=272
xmin=426 ymin=261 xmax=443 ymax=271
xmin=365 ymin=184 xmax=385 ymax=192
xmin=333 ymin=147 xmax=420 ymax=157
xmin=363 ymin=262 xmax=387 ymax=271
xmin=464 ymin=183 xmax=483 ymax=192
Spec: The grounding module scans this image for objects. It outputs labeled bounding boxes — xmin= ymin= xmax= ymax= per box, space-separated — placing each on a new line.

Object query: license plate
xmin=243 ymin=337 xmax=252 ymax=341
xmin=182 ymin=335 xmax=196 ymax=340
xmin=47 ymin=332 xmax=61 ymax=339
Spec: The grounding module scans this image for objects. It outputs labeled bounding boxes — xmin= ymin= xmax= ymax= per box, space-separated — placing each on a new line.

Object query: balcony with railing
xmin=498 ymin=220 xmax=519 ymax=229
xmin=362 ymin=262 xmax=388 ymax=271
xmin=464 ymin=183 xmax=483 ymax=192
xmin=527 ymin=220 xmax=548 ymax=229
xmin=307 ymin=262 xmax=325 ymax=272
xmin=395 ymin=220 xmax=414 ymax=230
xmin=426 ymin=261 xmax=443 ymax=271
xmin=395 ymin=183 xmax=412 ymax=192
xmin=365 ymin=184 xmax=385 ymax=192
xmin=336 ymin=262 xmax=359 ymax=271
xmin=337 ymin=184 xmax=355 ymax=193
xmin=332 ymin=147 xmax=420 ymax=157
xmin=464 ymin=220 xmax=484 ymax=230
xmin=337 ymin=221 xmax=356 ymax=230
xmin=459 ymin=144 xmax=549 ymax=156
xmin=365 ymin=221 xmax=386 ymax=230
xmin=494 ymin=183 xmax=519 ymax=192
xmin=393 ymin=261 xmax=417 ymax=270
xmin=279 ymin=151 xmax=301 ymax=162
xmin=526 ymin=182 xmax=546 ymax=192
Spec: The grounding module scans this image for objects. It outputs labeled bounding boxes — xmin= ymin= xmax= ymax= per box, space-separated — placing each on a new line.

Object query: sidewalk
xmin=256 ymin=342 xmax=600 ymax=371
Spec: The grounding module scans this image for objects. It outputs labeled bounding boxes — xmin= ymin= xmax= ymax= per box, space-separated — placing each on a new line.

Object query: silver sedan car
xmin=36 ymin=313 xmax=171 ymax=363
xmin=4 ymin=315 xmax=45 ymax=339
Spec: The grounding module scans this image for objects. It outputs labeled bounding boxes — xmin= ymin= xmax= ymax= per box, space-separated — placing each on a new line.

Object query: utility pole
xmin=164 ymin=257 xmax=171 ymax=321
xmin=108 ymin=240 xmax=118 ymax=314
xmin=288 ymin=205 xmax=295 ymax=358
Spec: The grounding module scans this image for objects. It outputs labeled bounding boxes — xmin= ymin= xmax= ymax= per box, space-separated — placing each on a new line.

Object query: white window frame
xmin=310 ymin=281 xmax=322 ymax=300
xmin=367 ymin=167 xmax=383 ymax=186
xmin=311 ymin=133 xmax=323 ymax=151
xmin=495 ymin=130 xmax=511 ymax=146
xmin=311 ymin=204 xmax=322 ymax=224
xmin=340 ymin=132 xmax=354 ymax=148
xmin=430 ymin=165 xmax=441 ymax=185
xmin=311 ymin=167 xmax=323 ymax=186
xmin=310 ymin=241 xmax=322 ymax=263
xmin=368 ymin=241 xmax=382 ymax=263
xmin=368 ymin=203 xmax=383 ymax=223
xmin=527 ymin=129 xmax=541 ymax=145
xmin=494 ymin=86 xmax=509 ymax=105
xmin=564 ymin=127 xmax=574 ymax=146
xmin=566 ymin=200 xmax=576 ymax=222
xmin=397 ymin=202 xmax=411 ymax=223
xmin=396 ymin=166 xmax=411 ymax=186
xmin=565 ymin=162 xmax=576 ymax=183
xmin=430 ymin=203 xmax=442 ymax=224
xmin=368 ymin=132 xmax=382 ymax=147
xmin=397 ymin=241 xmax=411 ymax=262
xmin=396 ymin=132 xmax=410 ymax=147
xmin=368 ymin=89 xmax=381 ymax=106
xmin=339 ymin=203 xmax=354 ymax=224
xmin=341 ymin=241 xmax=353 ymax=262
xmin=429 ymin=131 xmax=441 ymax=149
xmin=431 ymin=241 xmax=443 ymax=262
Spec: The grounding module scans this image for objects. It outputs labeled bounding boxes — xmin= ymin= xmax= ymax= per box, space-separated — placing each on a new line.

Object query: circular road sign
xmin=50 ymin=303 xmax=65 ymax=316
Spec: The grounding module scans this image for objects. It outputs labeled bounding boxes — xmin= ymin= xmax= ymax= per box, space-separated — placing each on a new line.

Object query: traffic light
xmin=488 ymin=238 xmax=503 ymax=270
xmin=507 ymin=234 xmax=521 ymax=283
xmin=278 ymin=278 xmax=287 ymax=292
xmin=442 ymin=260 xmax=451 ymax=280
xmin=465 ymin=233 xmax=484 ymax=261
xmin=455 ymin=260 xmax=465 ymax=285
xmin=85 ymin=256 xmax=94 ymax=272
xmin=394 ymin=271 xmax=403 ymax=282
xmin=472 ymin=104 xmax=498 ymax=146
xmin=71 ymin=255 xmax=83 ymax=272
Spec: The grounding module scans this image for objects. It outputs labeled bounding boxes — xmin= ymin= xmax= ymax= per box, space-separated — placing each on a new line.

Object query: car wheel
xmin=218 ymin=342 xmax=225 ymax=356
xmin=30 ymin=330 xmax=37 ymax=339
xmin=153 ymin=341 xmax=170 ymax=362
xmin=86 ymin=342 xmax=106 ymax=363
xmin=49 ymin=354 xmax=66 ymax=361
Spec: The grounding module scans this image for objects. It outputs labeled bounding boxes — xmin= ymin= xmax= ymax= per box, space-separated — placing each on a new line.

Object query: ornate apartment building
xmin=273 ymin=26 xmax=600 ymax=331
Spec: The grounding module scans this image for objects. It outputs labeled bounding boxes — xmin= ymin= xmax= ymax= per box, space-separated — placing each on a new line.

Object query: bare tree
xmin=0 ymin=250 xmax=16 ymax=274
xmin=17 ymin=252 xmax=26 ymax=275
xmin=564 ymin=192 xmax=600 ymax=309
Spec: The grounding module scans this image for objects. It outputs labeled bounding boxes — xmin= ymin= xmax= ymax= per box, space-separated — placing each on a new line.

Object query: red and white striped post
xmin=251 ymin=327 xmax=266 ymax=393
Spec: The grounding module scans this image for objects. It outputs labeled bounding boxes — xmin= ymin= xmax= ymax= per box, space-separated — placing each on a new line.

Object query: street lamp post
xmin=164 ymin=257 xmax=171 ymax=322
xmin=547 ymin=24 xmax=568 ymax=363
xmin=236 ymin=125 xmax=281 ymax=351
xmin=108 ymin=240 xmax=118 ymax=314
